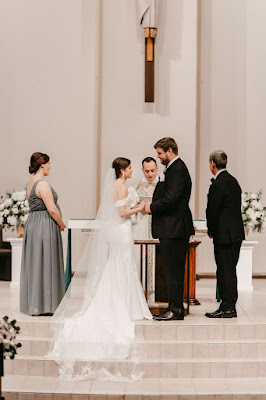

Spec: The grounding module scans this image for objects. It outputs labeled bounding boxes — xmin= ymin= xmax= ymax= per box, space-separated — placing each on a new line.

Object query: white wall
xmin=100 ymin=0 xmax=198 ymax=213
xmin=198 ymin=0 xmax=266 ymax=274
xmin=0 ymin=0 xmax=99 ymax=267
xmin=246 ymin=0 xmax=266 ymax=273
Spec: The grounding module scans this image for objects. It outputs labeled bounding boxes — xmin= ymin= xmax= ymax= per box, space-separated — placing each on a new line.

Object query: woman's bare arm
xmin=36 ymin=181 xmax=66 ymax=231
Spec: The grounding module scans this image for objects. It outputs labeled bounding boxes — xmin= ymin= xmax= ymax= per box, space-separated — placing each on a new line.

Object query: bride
xmin=48 ymin=157 xmax=152 ymax=381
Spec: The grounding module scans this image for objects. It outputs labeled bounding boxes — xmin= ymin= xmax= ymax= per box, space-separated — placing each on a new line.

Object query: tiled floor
xmin=2 ymin=279 xmax=266 ymax=399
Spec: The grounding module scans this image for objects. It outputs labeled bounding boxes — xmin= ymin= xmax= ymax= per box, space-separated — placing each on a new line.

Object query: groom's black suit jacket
xmin=206 ymin=170 xmax=245 ymax=244
xmin=151 ymin=158 xmax=195 ymax=239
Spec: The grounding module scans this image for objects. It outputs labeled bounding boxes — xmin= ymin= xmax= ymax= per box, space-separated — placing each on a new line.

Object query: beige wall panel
xmin=0 ymin=0 xmax=99 ymax=268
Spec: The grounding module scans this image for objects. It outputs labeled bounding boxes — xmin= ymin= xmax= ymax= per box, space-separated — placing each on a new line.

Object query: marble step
xmin=4 ymin=356 xmax=266 ymax=378
xmin=16 ymin=320 xmax=266 ymax=340
xmin=16 ymin=337 xmax=266 ymax=360
xmin=3 ymin=375 xmax=266 ymax=399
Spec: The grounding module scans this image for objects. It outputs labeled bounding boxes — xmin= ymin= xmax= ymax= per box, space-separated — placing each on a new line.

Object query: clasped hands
xmin=133 ymin=200 xmax=151 ymax=214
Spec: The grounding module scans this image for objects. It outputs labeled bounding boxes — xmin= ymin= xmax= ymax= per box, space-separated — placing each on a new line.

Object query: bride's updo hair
xmin=112 ymin=157 xmax=131 ymax=179
xmin=29 ymin=152 xmax=50 ymax=174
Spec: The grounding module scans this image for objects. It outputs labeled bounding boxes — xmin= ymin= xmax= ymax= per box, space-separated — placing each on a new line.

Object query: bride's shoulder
xmin=115 ymin=180 xmax=128 ymax=200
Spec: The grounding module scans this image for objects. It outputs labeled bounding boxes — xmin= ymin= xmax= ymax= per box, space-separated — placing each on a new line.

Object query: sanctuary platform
xmin=2 ymin=279 xmax=266 ymax=399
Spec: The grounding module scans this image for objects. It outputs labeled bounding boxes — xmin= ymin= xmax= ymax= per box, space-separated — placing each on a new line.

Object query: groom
xmin=145 ymin=137 xmax=194 ymax=320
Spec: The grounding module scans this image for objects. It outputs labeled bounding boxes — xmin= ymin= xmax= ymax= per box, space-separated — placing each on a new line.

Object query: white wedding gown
xmin=49 ymin=189 xmax=152 ymax=381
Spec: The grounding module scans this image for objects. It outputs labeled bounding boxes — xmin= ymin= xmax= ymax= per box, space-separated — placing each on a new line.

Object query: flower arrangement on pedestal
xmin=0 ymin=190 xmax=30 ymax=231
xmin=242 ymin=190 xmax=266 ymax=234
xmin=0 ymin=316 xmax=21 ymax=359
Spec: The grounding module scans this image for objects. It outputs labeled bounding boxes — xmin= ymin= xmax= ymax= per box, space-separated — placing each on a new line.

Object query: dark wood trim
xmin=145 ymin=37 xmax=155 ymax=102
xmin=197 ymin=273 xmax=266 ymax=280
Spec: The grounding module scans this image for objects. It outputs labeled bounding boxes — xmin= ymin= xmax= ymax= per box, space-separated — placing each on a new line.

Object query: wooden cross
xmin=144 ymin=27 xmax=157 ymax=102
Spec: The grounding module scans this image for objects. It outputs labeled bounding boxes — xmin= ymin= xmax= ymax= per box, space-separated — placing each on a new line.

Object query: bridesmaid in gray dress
xmin=20 ymin=152 xmax=66 ymax=315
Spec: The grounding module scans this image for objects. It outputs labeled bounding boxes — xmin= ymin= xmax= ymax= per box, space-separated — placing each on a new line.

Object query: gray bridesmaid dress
xmin=20 ymin=180 xmax=65 ymax=315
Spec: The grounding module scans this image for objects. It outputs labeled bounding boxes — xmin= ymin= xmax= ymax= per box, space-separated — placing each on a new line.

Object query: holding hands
xmin=144 ymin=200 xmax=152 ymax=214
xmin=131 ymin=200 xmax=151 ymax=214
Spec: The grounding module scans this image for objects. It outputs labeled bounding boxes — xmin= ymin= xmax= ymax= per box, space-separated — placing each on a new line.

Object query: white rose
xmin=242 ymin=201 xmax=248 ymax=209
xmin=22 ymin=208 xmax=30 ymax=214
xmin=12 ymin=207 xmax=19 ymax=215
xmin=251 ymin=193 xmax=257 ymax=199
xmin=24 ymin=199 xmax=29 ymax=208
xmin=246 ymin=208 xmax=253 ymax=217
xmin=20 ymin=215 xmax=28 ymax=225
xmin=3 ymin=198 xmax=12 ymax=207
xmin=0 ymin=216 xmax=3 ymax=226
xmin=12 ymin=191 xmax=26 ymax=202
xmin=251 ymin=200 xmax=260 ymax=209
xmin=7 ymin=216 xmax=17 ymax=226
xmin=241 ymin=193 xmax=247 ymax=201
xmin=255 ymin=211 xmax=262 ymax=219
xmin=246 ymin=208 xmax=256 ymax=223
xmin=256 ymin=203 xmax=263 ymax=211
xmin=20 ymin=190 xmax=26 ymax=201
xmin=3 ymin=209 xmax=10 ymax=216
xmin=11 ymin=193 xmax=18 ymax=201
xmin=0 ymin=203 xmax=4 ymax=211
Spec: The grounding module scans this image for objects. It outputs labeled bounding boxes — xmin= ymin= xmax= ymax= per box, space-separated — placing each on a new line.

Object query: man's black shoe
xmin=153 ymin=310 xmax=184 ymax=321
xmin=205 ymin=309 xmax=237 ymax=318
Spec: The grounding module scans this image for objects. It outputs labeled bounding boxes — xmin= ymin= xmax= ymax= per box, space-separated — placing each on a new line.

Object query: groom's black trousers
xmin=159 ymin=238 xmax=189 ymax=314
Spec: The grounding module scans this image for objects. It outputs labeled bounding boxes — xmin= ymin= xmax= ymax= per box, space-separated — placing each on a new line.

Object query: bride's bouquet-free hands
xmin=131 ymin=201 xmax=146 ymax=214
xmin=144 ymin=200 xmax=152 ymax=214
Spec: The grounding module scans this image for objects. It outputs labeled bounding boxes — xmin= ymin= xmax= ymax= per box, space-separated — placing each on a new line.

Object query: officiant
xmin=129 ymin=157 xmax=158 ymax=302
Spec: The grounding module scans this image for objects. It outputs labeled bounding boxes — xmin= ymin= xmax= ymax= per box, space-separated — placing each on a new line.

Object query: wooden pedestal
xmin=155 ymin=241 xmax=201 ymax=305
xmin=183 ymin=241 xmax=201 ymax=305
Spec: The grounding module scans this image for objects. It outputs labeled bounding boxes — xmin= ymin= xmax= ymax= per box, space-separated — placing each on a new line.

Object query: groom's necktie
xmin=211 ymin=177 xmax=215 ymax=183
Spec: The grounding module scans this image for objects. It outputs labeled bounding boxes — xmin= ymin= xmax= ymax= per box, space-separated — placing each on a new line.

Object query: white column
xmin=7 ymin=238 xmax=23 ymax=288
xmin=237 ymin=240 xmax=258 ymax=292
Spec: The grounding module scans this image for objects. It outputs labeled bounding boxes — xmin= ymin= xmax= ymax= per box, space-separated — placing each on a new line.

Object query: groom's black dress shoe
xmin=205 ymin=309 xmax=237 ymax=318
xmin=153 ymin=310 xmax=184 ymax=321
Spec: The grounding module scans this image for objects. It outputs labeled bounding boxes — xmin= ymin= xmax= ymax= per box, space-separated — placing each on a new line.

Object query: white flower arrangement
xmin=0 ymin=316 xmax=21 ymax=359
xmin=0 ymin=190 xmax=30 ymax=230
xmin=242 ymin=190 xmax=266 ymax=233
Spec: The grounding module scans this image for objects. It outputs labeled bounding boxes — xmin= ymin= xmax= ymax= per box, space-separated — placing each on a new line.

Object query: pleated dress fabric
xmin=20 ymin=180 xmax=65 ymax=315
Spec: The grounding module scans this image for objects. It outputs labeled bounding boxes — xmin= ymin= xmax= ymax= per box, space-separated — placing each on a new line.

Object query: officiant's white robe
xmin=129 ymin=176 xmax=158 ymax=302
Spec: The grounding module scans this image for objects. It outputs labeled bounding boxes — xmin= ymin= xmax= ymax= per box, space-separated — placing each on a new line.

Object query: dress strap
xmin=29 ymin=180 xmax=43 ymax=198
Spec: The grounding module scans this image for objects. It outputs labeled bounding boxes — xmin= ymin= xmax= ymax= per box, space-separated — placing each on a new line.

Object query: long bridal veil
xmin=48 ymin=168 xmax=146 ymax=381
